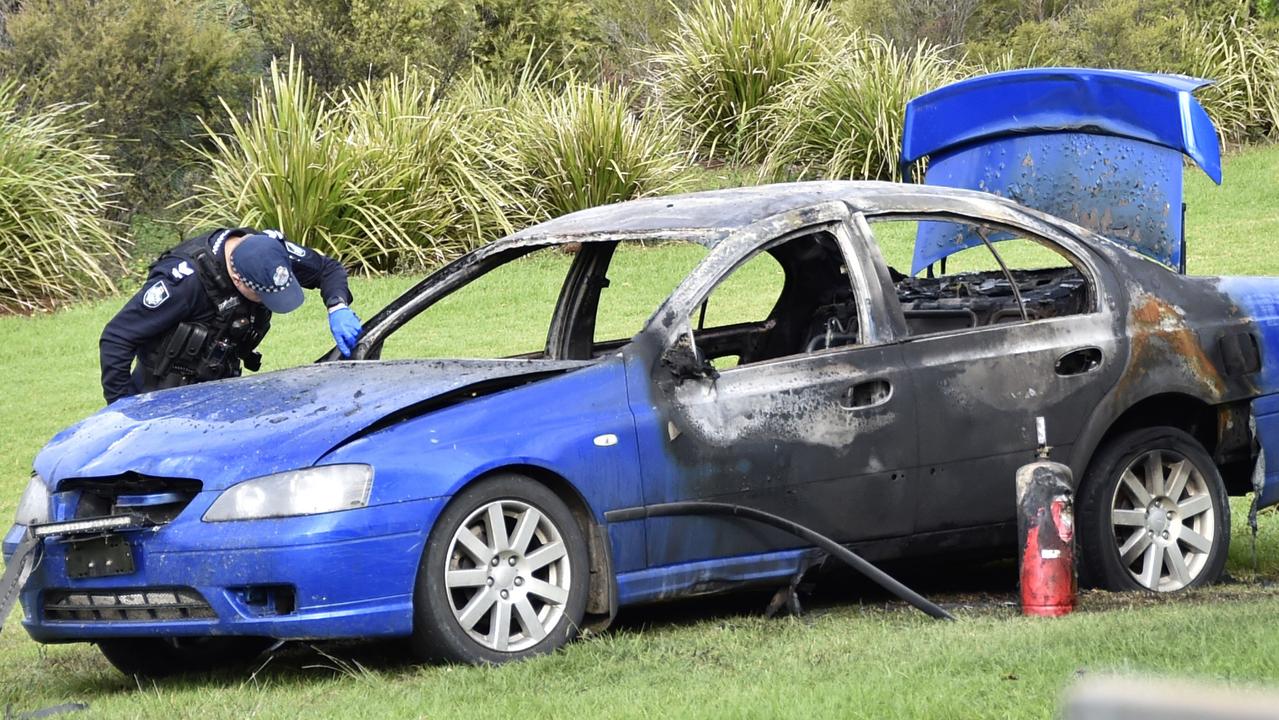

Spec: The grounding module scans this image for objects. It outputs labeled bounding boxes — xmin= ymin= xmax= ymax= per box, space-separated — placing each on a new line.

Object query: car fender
xmin=316 ymin=358 xmax=649 ymax=573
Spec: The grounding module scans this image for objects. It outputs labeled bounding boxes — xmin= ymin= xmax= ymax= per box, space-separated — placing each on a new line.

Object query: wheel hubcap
xmin=1109 ymin=449 xmax=1216 ymax=592
xmin=443 ymin=499 xmax=571 ymax=652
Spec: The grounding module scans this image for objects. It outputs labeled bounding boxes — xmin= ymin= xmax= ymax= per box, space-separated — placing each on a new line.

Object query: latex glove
xmin=329 ymin=306 xmax=363 ymax=357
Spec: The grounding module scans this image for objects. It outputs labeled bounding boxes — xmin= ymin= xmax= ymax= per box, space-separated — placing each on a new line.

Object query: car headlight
xmin=203 ymin=464 xmax=374 ymax=522
xmin=15 ymin=475 xmax=51 ymax=526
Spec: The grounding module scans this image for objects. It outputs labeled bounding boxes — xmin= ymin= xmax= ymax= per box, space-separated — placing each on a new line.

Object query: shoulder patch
xmin=284 ymin=240 xmax=306 ymax=258
xmin=142 ymin=281 xmax=170 ymax=309
xmin=168 ymin=260 xmax=195 ymax=282
xmin=263 ymin=229 xmax=284 ymax=241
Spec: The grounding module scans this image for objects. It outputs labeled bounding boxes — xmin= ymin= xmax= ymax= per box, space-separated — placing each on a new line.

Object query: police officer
xmin=99 ymin=227 xmax=363 ymax=404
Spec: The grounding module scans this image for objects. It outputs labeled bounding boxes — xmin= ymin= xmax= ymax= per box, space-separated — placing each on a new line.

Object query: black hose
xmin=609 ymin=501 xmax=956 ymax=621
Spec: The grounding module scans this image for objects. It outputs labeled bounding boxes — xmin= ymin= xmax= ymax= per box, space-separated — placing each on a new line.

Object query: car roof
xmin=502 ymin=180 xmax=1030 ymax=247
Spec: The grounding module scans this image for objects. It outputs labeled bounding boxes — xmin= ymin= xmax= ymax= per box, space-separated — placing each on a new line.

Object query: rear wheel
xmin=1078 ymin=427 xmax=1229 ymax=592
xmin=97 ymin=637 xmax=271 ymax=678
xmin=411 ymin=475 xmax=589 ymax=664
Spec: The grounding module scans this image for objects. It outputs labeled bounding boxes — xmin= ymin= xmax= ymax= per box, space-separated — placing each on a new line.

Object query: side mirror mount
xmin=661 ymin=332 xmax=719 ymax=383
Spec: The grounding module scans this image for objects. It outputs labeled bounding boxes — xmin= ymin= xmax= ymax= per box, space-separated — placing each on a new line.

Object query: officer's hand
xmin=329 ymin=307 xmax=363 ymax=358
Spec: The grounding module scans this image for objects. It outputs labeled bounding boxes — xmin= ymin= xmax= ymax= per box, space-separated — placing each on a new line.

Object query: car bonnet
xmin=34 ymin=359 xmax=591 ymax=490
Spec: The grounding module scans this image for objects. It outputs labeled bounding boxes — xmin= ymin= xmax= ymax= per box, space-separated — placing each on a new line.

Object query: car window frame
xmin=855 ymin=210 xmax=1105 ymax=343
xmin=652 ymin=207 xmax=889 ymax=373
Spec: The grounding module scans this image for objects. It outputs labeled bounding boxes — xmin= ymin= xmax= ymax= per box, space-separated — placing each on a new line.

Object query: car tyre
xmin=1078 ymin=426 xmax=1229 ymax=592
xmin=411 ymin=474 xmax=589 ymax=664
xmin=97 ymin=637 xmax=272 ymax=678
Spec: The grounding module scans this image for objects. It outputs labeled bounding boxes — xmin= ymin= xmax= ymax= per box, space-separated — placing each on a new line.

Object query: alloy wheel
xmin=1109 ymin=449 xmax=1217 ymax=591
xmin=443 ymin=499 xmax=572 ymax=652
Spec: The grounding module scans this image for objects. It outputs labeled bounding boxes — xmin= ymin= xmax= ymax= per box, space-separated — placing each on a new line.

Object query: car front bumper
xmin=7 ymin=496 xmax=447 ymax=643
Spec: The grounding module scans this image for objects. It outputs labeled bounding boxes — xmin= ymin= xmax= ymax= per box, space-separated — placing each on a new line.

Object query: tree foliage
xmin=247 ymin=0 xmax=600 ymax=92
xmin=0 ymin=0 xmax=260 ymax=210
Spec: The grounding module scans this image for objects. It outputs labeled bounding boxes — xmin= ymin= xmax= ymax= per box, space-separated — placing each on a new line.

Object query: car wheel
xmin=1078 ymin=426 xmax=1229 ymax=592
xmin=411 ymin=474 xmax=589 ymax=664
xmin=97 ymin=637 xmax=272 ymax=677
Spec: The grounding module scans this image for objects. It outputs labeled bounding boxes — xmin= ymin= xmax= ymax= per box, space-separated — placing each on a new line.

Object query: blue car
xmin=8 ymin=70 xmax=1279 ymax=674
xmin=8 ymin=179 xmax=1279 ymax=673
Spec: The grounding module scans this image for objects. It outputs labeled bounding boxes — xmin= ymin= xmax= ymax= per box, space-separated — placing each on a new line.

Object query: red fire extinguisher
xmin=1017 ymin=417 xmax=1076 ymax=617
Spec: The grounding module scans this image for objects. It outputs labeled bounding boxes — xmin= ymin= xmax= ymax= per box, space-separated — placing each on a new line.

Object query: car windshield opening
xmin=376 ymin=239 xmax=709 ymax=361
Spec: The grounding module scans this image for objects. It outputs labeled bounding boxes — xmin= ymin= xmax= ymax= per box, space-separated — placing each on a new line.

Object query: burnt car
xmin=6 ymin=69 xmax=1279 ymax=672
xmin=7 ymin=179 xmax=1279 ymax=671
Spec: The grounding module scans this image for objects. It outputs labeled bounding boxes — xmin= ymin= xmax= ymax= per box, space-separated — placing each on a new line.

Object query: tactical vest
xmin=139 ymin=230 xmax=272 ymax=391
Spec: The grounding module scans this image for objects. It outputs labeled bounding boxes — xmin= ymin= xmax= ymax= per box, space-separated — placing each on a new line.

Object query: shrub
xmin=1180 ymin=17 xmax=1279 ymax=144
xmin=247 ymin=0 xmax=476 ymax=91
xmin=761 ymin=34 xmax=963 ymax=182
xmin=0 ymin=82 xmax=123 ymax=312
xmin=652 ymin=0 xmax=839 ymax=163
xmin=248 ymin=0 xmax=601 ymax=92
xmin=0 ymin=0 xmax=260 ymax=211
xmin=968 ymin=0 xmax=1192 ymax=71
xmin=467 ymin=0 xmax=602 ymax=81
xmin=964 ymin=1 xmax=1279 ymax=144
xmin=184 ymin=58 xmax=514 ymax=273
xmin=592 ymin=0 xmax=682 ymax=84
xmin=506 ymin=82 xmax=690 ymax=221
xmin=829 ymin=0 xmax=982 ymax=48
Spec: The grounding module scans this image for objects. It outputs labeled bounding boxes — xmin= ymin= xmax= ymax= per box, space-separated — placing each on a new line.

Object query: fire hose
xmin=607 ymin=501 xmax=956 ymax=621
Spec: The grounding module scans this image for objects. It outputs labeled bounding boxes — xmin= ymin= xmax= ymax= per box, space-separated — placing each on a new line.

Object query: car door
xmin=858 ymin=212 xmax=1122 ymax=535
xmin=624 ymin=212 xmax=919 ymax=569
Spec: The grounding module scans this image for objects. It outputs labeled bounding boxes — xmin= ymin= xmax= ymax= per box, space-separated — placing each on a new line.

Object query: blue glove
xmin=329 ymin=306 xmax=363 ymax=357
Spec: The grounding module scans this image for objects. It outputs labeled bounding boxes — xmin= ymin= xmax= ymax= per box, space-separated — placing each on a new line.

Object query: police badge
xmin=142 ymin=281 xmax=170 ymax=308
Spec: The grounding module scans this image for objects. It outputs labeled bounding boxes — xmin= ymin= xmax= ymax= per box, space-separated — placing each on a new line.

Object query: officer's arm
xmin=99 ymin=274 xmax=199 ymax=404
xmin=281 ymin=240 xmax=352 ymax=308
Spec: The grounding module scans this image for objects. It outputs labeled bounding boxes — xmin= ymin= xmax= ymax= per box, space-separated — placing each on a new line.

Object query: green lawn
xmin=4 ymin=146 xmax=1279 ymax=717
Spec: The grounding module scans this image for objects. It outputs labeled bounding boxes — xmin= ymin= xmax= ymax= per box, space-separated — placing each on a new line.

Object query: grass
xmin=4 ymin=145 xmax=1279 ymax=717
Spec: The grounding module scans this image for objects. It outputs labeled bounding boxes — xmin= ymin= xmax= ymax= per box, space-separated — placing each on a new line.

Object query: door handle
xmin=840 ymin=379 xmax=892 ymax=410
xmin=1055 ymin=347 xmax=1103 ymax=376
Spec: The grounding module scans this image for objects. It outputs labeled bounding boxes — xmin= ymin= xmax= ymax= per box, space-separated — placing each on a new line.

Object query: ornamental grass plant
xmin=186 ymin=55 xmax=690 ymax=271
xmin=184 ymin=57 xmax=514 ymax=273
xmin=340 ymin=69 xmax=517 ymax=267
xmin=0 ymin=81 xmax=122 ymax=312
xmin=506 ymin=81 xmax=690 ymax=221
xmin=760 ymin=34 xmax=961 ymax=182
xmin=1180 ymin=17 xmax=1279 ymax=145
xmin=652 ymin=0 xmax=838 ymax=163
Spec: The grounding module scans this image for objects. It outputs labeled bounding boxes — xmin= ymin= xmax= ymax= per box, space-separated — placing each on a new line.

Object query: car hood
xmin=35 ymin=359 xmax=591 ymax=490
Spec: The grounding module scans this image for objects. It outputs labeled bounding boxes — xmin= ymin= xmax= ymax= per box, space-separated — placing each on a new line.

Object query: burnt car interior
xmin=574 ymin=232 xmax=860 ymax=368
xmin=682 ymin=230 xmax=860 ymax=367
xmin=867 ymin=216 xmax=1094 ymax=336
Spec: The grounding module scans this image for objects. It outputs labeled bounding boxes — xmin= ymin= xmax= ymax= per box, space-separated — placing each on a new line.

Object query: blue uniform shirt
xmin=99 ymin=228 xmax=352 ymax=403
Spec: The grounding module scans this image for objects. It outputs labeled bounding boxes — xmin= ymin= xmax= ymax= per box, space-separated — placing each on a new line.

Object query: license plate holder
xmin=66 ymin=535 xmax=136 ymax=579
